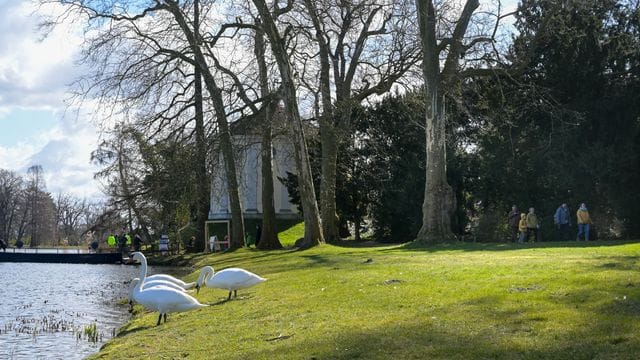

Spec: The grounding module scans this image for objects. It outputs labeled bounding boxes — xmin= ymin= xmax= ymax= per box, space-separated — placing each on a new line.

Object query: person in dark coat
xmin=255 ymin=225 xmax=262 ymax=247
xmin=117 ymin=232 xmax=127 ymax=254
xmin=133 ymin=234 xmax=142 ymax=252
xmin=507 ymin=205 xmax=520 ymax=242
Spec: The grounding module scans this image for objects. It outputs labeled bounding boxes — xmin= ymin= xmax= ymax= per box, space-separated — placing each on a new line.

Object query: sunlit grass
xmin=91 ymin=237 xmax=640 ymax=359
xmin=277 ymin=221 xmax=305 ymax=247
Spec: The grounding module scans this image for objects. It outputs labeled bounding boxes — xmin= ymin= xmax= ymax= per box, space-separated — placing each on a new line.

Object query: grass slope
xmin=92 ymin=239 xmax=640 ymax=360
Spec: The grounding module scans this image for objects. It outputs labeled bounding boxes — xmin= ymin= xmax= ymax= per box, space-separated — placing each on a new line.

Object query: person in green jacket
xmin=526 ymin=207 xmax=539 ymax=242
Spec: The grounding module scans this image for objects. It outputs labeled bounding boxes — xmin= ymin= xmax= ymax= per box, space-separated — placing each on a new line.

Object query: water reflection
xmin=0 ymin=262 xmax=186 ymax=359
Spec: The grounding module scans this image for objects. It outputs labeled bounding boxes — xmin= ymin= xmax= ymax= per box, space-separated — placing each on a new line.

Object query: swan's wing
xmin=208 ymin=268 xmax=266 ymax=290
xmin=143 ymin=280 xmax=186 ymax=292
xmin=136 ymin=286 xmax=205 ymax=313
xmin=147 ymin=274 xmax=188 ymax=288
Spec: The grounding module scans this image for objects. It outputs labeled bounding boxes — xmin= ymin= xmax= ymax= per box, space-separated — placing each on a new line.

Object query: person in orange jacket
xmin=576 ymin=203 xmax=593 ymax=241
xmin=518 ymin=213 xmax=527 ymax=243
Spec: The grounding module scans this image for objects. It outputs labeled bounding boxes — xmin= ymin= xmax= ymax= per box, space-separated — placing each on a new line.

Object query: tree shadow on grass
xmin=591 ymin=255 xmax=640 ymax=271
xmin=377 ymin=239 xmax=640 ymax=253
xmin=331 ymin=239 xmax=395 ymax=248
xmin=221 ymin=311 xmax=640 ymax=360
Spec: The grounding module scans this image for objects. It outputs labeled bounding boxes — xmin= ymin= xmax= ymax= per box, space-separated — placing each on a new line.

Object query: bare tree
xmin=27 ymin=165 xmax=45 ymax=247
xmin=54 ymin=193 xmax=87 ymax=245
xmin=414 ymin=0 xmax=514 ymax=242
xmin=41 ymin=0 xmax=250 ymax=247
xmin=191 ymin=0 xmax=210 ymax=251
xmin=254 ymin=16 xmax=283 ymax=249
xmin=252 ymin=0 xmax=324 ymax=248
xmin=300 ymin=0 xmax=420 ymax=241
xmin=0 ymin=170 xmax=24 ymax=243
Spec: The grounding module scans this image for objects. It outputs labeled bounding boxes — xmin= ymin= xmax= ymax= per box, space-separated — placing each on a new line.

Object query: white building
xmin=208 ymin=133 xmax=300 ymax=222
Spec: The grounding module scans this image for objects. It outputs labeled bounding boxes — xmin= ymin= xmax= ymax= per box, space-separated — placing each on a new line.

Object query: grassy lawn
xmin=92 ymin=234 xmax=640 ymax=359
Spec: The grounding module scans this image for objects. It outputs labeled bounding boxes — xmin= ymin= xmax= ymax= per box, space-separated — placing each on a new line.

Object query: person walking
xmin=133 ymin=233 xmax=142 ymax=252
xmin=508 ymin=205 xmax=520 ymax=242
xmin=553 ymin=203 xmax=571 ymax=241
xmin=576 ymin=203 xmax=593 ymax=241
xmin=526 ymin=207 xmax=539 ymax=242
xmin=518 ymin=213 xmax=527 ymax=243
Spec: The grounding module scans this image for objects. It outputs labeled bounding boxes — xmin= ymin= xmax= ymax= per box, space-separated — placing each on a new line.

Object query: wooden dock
xmin=0 ymin=248 xmax=123 ymax=264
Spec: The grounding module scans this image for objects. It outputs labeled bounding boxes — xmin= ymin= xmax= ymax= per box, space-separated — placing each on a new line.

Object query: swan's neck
xmin=138 ymin=256 xmax=148 ymax=282
xmin=131 ymin=279 xmax=142 ymax=300
xmin=204 ymin=266 xmax=215 ymax=285
xmin=196 ymin=267 xmax=209 ymax=287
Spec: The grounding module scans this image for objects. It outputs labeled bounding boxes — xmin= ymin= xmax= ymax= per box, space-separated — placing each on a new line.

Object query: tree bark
xmin=414 ymin=0 xmax=479 ymax=242
xmin=163 ymin=1 xmax=245 ymax=248
xmin=254 ymin=17 xmax=282 ymax=250
xmin=253 ymin=0 xmax=324 ymax=248
xmin=192 ymin=0 xmax=209 ymax=252
xmin=303 ymin=0 xmax=345 ymax=243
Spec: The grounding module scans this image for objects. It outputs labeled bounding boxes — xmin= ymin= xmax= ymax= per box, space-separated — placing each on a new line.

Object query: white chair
xmin=210 ymin=235 xmax=230 ymax=252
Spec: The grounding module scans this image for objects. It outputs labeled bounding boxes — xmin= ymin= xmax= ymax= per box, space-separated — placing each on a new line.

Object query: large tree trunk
xmin=414 ymin=0 xmax=459 ymax=242
xmin=193 ymin=0 xmax=209 ymax=252
xmin=415 ymin=87 xmax=455 ymax=242
xmin=254 ymin=17 xmax=282 ymax=250
xmin=304 ymin=0 xmax=339 ymax=242
xmin=320 ymin=125 xmax=339 ymax=242
xmin=253 ymin=0 xmax=324 ymax=248
xmin=164 ymin=1 xmax=245 ymax=248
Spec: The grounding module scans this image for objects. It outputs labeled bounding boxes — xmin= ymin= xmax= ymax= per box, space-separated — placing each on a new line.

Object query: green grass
xmin=277 ymin=221 xmax=305 ymax=247
xmin=91 ymin=237 xmax=640 ymax=360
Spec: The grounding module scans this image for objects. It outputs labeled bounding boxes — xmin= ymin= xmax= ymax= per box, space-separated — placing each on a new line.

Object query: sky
xmin=0 ymin=1 xmax=105 ymax=200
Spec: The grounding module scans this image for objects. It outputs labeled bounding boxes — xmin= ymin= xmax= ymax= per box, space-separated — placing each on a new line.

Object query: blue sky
xmin=0 ymin=110 xmax=57 ymax=146
xmin=0 ymin=1 xmax=104 ymax=200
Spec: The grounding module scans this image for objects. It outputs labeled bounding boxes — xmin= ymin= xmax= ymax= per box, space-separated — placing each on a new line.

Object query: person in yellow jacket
xmin=526 ymin=207 xmax=539 ymax=242
xmin=576 ymin=203 xmax=593 ymax=241
xmin=107 ymin=234 xmax=116 ymax=247
xmin=518 ymin=213 xmax=527 ymax=243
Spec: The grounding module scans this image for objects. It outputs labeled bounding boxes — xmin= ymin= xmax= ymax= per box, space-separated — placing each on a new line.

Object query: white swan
xmin=127 ymin=278 xmax=191 ymax=310
xmin=142 ymin=278 xmax=189 ymax=292
xmin=195 ymin=265 xmax=266 ymax=300
xmin=131 ymin=251 xmax=196 ymax=289
xmin=130 ymin=254 xmax=207 ymax=325
xmin=128 ymin=277 xmax=188 ymax=301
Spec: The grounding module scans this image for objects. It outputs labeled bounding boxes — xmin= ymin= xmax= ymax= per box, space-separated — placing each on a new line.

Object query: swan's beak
xmin=195 ymin=284 xmax=200 ymax=294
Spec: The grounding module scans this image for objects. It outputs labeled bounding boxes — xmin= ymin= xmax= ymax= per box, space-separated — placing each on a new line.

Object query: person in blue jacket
xmin=553 ymin=203 xmax=571 ymax=241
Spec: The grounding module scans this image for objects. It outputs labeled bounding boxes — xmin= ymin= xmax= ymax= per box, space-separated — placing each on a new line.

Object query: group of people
xmin=107 ymin=230 xmax=143 ymax=254
xmin=508 ymin=203 xmax=593 ymax=243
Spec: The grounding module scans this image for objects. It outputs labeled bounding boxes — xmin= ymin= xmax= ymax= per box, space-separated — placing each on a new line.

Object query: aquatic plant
xmin=84 ymin=322 xmax=99 ymax=343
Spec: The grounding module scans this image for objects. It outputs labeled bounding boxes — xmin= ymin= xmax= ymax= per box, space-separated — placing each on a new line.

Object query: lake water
xmin=0 ymin=262 xmax=184 ymax=359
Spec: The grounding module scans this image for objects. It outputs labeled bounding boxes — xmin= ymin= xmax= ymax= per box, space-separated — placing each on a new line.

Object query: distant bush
xmin=472 ymin=207 xmax=510 ymax=243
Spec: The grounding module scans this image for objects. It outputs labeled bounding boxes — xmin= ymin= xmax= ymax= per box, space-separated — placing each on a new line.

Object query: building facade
xmin=208 ymin=134 xmax=300 ymax=221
